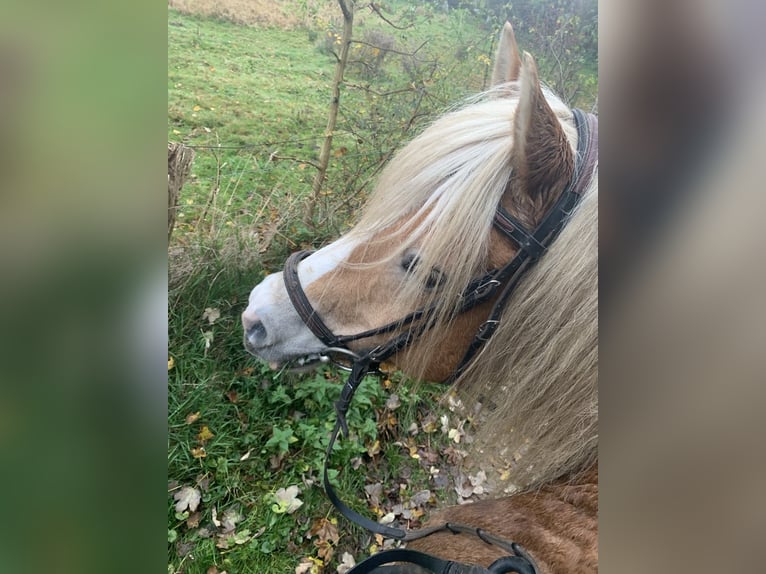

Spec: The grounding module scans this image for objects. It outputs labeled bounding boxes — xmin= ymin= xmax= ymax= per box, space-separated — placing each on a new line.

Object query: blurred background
xmin=0 ymin=0 xmax=764 ymax=572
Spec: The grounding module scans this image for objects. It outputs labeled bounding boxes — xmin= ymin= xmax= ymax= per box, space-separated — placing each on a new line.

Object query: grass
xmin=168 ymin=252 xmax=464 ymax=573
xmin=168 ymin=3 xmax=598 ymax=572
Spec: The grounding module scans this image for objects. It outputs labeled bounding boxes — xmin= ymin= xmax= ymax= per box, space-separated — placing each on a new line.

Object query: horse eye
xmin=401 ymin=254 xmax=445 ymax=290
xmin=401 ymin=253 xmax=418 ymax=273
xmin=425 ymin=267 xmax=445 ymax=290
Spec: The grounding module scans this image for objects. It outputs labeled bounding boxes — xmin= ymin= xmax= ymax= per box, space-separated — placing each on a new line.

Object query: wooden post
xmin=168 ymin=142 xmax=194 ymax=242
xmin=304 ymin=0 xmax=354 ymax=226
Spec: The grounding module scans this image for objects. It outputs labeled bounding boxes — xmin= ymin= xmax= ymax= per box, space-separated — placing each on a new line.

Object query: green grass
xmin=168 ymin=251 xmax=464 ymax=573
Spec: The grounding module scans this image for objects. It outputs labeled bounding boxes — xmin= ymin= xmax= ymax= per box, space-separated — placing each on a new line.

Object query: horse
xmin=242 ymin=22 xmax=598 ymax=574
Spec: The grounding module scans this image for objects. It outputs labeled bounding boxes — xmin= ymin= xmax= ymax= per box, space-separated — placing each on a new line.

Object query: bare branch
xmin=350 ymin=38 xmax=429 ymax=58
xmin=269 ymin=153 xmax=321 ymax=170
xmin=367 ymin=2 xmax=414 ymax=30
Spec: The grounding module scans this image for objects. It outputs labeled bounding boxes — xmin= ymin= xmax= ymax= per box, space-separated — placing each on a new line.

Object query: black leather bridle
xmin=282 ymin=109 xmax=597 ymax=574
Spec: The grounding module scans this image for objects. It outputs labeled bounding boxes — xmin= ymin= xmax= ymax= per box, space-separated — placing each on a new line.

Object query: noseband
xmin=281 ymin=109 xmax=597 ymax=573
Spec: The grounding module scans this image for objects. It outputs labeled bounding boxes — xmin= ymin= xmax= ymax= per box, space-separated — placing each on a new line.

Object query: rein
xmin=282 ymin=109 xmax=597 ymax=574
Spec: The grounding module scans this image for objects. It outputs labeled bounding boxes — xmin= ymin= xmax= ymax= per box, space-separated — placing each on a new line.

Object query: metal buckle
xmin=477 ymin=319 xmax=499 ymax=341
xmin=321 ymin=347 xmax=362 ymax=372
xmin=474 ymin=279 xmax=501 ymax=298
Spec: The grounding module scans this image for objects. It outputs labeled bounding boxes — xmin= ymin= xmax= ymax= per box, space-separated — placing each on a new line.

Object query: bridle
xmin=282 ymin=109 xmax=597 ymax=574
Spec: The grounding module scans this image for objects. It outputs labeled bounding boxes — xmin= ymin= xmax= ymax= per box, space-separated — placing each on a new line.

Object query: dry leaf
xmin=271 ymin=485 xmax=303 ymax=514
xmin=168 ymin=356 xmax=175 ymax=371
xmin=220 ymin=507 xmax=243 ymax=533
xmin=366 ymin=440 xmax=380 ymax=457
xmin=185 ymin=411 xmax=201 ymax=425
xmin=202 ymin=330 xmax=214 ymax=353
xmin=384 ymin=394 xmax=401 ymax=410
xmin=309 ymin=517 xmax=339 ymax=545
xmin=173 ymin=486 xmax=201 ymax=513
xmin=198 ymin=425 xmax=214 ymax=444
xmin=337 ymin=552 xmax=356 ymax=574
xmin=295 ymin=557 xmax=322 ymax=574
xmin=186 ymin=511 xmax=201 ymax=528
xmin=202 ymin=307 xmax=221 ymax=324
xmin=379 ymin=512 xmax=395 ymax=525
xmin=409 ymin=490 xmax=432 ymax=507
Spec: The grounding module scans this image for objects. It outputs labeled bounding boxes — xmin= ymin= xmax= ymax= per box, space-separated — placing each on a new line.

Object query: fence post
xmin=168 ymin=142 xmax=194 ymax=242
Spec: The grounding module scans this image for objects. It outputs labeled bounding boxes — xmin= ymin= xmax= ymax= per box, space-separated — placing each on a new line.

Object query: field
xmin=168 ymin=2 xmax=597 ymax=572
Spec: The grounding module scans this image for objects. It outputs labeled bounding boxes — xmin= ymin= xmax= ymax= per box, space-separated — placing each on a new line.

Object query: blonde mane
xmin=342 ymin=84 xmax=597 ymax=487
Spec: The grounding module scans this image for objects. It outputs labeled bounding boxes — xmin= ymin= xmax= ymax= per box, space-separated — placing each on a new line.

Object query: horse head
xmin=242 ymin=23 xmax=593 ymax=389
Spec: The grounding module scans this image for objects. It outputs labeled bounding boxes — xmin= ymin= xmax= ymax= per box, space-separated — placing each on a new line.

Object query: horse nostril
xmin=242 ymin=311 xmax=267 ymax=344
xmin=247 ymin=320 xmax=267 ymax=342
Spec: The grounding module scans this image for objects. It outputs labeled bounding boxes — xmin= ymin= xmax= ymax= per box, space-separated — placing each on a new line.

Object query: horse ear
xmin=491 ymin=22 xmax=522 ymax=87
xmin=506 ymin=52 xmax=574 ymax=223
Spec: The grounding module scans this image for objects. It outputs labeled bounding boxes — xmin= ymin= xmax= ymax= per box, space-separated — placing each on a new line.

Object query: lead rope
xmin=323 ymin=362 xmax=540 ymax=574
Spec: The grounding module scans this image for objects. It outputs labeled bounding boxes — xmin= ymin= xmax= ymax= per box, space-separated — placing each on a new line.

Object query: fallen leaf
xmin=295 ymin=557 xmax=323 ymax=574
xmin=366 ymin=440 xmax=380 ymax=457
xmin=185 ymin=411 xmax=201 ymax=425
xmin=176 ymin=540 xmax=195 ymax=558
xmin=364 ymin=482 xmax=382 ymax=507
xmin=337 ymin=552 xmax=356 ymax=574
xmin=186 ymin=511 xmax=201 ymax=528
xmin=220 ymin=507 xmax=243 ymax=533
xmin=202 ymin=330 xmax=214 ymax=354
xmin=409 ymin=490 xmax=432 ymax=507
xmin=309 ymin=517 xmax=339 ymax=545
xmin=232 ymin=529 xmax=251 ymax=544
xmin=197 ymin=425 xmax=214 ymax=444
xmin=197 ymin=475 xmax=211 ymax=491
xmin=211 ymin=506 xmax=221 ymax=528
xmin=384 ymin=394 xmax=401 ymax=410
xmin=379 ymin=512 xmax=395 ymax=525
xmin=239 ymin=449 xmax=252 ymax=461
xmin=421 ymin=414 xmax=438 ymax=433
xmin=271 ymin=485 xmax=303 ymax=514
xmin=225 ymin=389 xmax=239 ymax=403
xmin=202 ymin=307 xmax=221 ymax=325
xmin=168 ymin=356 xmax=175 ymax=371
xmin=173 ymin=486 xmax=201 ymax=513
